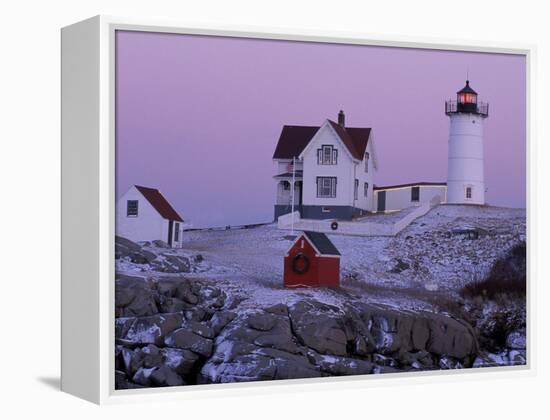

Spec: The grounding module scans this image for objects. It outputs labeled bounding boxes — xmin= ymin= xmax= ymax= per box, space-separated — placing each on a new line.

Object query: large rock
xmin=424 ymin=314 xmax=476 ymax=359
xmin=199 ymin=340 xmax=320 ymax=383
xmin=247 ymin=313 xmax=278 ymax=331
xmin=132 ymin=365 xmax=184 ymax=387
xmin=115 ymin=275 xmax=158 ymax=317
xmin=370 ymin=313 xmax=401 ymax=354
xmin=119 ymin=344 xmax=163 ymax=376
xmin=288 ymin=301 xmax=349 ymax=356
xmin=164 ymin=328 xmax=214 ymax=357
xmin=162 ymin=348 xmax=200 ymax=376
xmin=115 ymin=236 xmax=142 ymax=258
xmin=151 ymin=255 xmax=192 ymax=273
xmin=115 ymin=236 xmax=157 ymax=264
xmin=209 ymin=311 xmax=236 ymax=335
xmin=308 ymin=352 xmax=374 ymax=376
xmin=117 ymin=313 xmax=183 ymax=346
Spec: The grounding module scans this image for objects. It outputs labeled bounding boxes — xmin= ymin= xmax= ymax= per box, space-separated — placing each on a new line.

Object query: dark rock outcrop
xmin=115 ymin=275 xmax=158 ymax=317
xmin=115 ymin=236 xmax=203 ymax=273
xmin=115 ymin=276 xmax=481 ymax=389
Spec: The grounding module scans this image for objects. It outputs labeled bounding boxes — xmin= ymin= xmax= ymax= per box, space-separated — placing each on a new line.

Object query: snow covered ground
xmin=115 ymin=204 xmax=525 ymax=312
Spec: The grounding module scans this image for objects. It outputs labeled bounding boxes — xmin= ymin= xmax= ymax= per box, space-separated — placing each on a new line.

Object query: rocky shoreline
xmin=115 ymin=273 xmax=525 ymax=389
xmin=114 ymin=219 xmax=527 ymax=390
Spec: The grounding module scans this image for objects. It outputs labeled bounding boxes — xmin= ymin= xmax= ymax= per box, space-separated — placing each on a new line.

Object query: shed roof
xmin=135 ymin=185 xmax=184 ymax=222
xmin=273 ymin=121 xmax=371 ymax=161
xmin=302 ymin=231 xmax=340 ymax=256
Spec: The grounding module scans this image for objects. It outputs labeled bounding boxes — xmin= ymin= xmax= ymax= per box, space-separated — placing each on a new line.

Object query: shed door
xmin=377 ymin=191 xmax=386 ymax=212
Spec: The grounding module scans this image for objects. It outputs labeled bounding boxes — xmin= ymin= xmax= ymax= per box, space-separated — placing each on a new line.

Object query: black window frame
xmin=174 ymin=222 xmax=180 ymax=242
xmin=411 ymin=186 xmax=420 ymax=202
xmin=316 ymin=176 xmax=337 ymax=198
xmin=317 ymin=145 xmax=338 ymax=165
xmin=126 ymin=200 xmax=139 ymax=217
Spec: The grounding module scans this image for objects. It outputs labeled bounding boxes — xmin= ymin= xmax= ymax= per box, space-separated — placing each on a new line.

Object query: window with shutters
xmin=316 ymin=177 xmax=337 ymax=198
xmin=317 ymin=145 xmax=338 ymax=165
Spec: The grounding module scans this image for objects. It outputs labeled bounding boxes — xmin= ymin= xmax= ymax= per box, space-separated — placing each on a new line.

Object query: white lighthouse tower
xmin=445 ymin=80 xmax=489 ymax=205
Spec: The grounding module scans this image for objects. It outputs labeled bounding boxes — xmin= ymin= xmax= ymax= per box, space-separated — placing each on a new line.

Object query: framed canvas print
xmin=61 ymin=16 xmax=532 ymax=404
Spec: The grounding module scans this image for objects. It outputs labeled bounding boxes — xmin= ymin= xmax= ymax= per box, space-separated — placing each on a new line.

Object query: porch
xmin=273 ymin=172 xmax=303 ymax=220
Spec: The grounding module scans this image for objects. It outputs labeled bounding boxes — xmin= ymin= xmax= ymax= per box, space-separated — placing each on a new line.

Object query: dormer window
xmin=317 ymin=145 xmax=337 ymax=165
xmin=364 ymin=152 xmax=370 ymax=172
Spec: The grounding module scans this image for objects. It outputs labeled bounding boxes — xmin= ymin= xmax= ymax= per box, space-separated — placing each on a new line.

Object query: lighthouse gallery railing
xmin=445 ymin=100 xmax=489 ymax=117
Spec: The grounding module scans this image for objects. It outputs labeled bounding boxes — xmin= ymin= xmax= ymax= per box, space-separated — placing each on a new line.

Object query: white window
xmin=364 ymin=152 xmax=370 ymax=172
xmin=317 ymin=145 xmax=338 ymax=165
xmin=354 ymin=179 xmax=359 ymax=200
xmin=317 ymin=177 xmax=337 ymax=198
xmin=364 ymin=182 xmax=369 ymax=197
xmin=466 ymin=186 xmax=473 ymax=200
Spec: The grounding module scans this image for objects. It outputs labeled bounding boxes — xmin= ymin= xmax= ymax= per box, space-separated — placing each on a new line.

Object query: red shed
xmin=284 ymin=231 xmax=341 ymax=288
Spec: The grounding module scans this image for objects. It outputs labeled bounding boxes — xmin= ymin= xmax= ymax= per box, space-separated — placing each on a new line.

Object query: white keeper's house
xmin=272 ymin=80 xmax=489 ymax=220
xmin=116 ymin=185 xmax=186 ymax=248
xmin=273 ymin=110 xmax=376 ymax=220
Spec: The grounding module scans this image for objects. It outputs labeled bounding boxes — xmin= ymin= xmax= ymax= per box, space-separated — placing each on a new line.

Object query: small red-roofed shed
xmin=284 ymin=231 xmax=340 ymax=288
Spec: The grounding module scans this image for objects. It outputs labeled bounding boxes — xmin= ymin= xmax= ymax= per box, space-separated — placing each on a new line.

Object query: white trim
xmin=299 ymin=120 xmax=359 ymax=162
xmin=286 ymin=233 xmax=321 ymax=255
xmin=285 ymin=233 xmax=340 ymax=259
xmin=315 ymin=253 xmax=341 ymax=259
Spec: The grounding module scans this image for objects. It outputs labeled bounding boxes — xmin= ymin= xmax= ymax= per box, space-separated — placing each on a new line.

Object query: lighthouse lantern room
xmin=445 ymin=80 xmax=489 ymax=205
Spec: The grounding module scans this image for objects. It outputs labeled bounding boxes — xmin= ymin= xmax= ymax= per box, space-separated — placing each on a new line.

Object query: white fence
xmin=278 ymin=195 xmax=441 ymax=236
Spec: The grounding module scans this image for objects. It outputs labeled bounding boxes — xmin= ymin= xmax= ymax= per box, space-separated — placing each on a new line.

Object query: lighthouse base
xmin=446 ymin=181 xmax=485 ymax=205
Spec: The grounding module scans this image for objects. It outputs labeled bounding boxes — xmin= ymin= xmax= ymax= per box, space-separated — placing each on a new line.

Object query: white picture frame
xmin=61 ymin=15 xmax=534 ymax=405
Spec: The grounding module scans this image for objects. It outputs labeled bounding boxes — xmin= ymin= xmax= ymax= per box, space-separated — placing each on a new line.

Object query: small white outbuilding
xmin=116 ymin=185 xmax=185 ymax=248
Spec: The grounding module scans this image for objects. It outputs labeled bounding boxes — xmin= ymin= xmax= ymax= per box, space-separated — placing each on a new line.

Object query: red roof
xmin=272 ymin=121 xmax=371 ymax=161
xmin=135 ymin=185 xmax=184 ymax=222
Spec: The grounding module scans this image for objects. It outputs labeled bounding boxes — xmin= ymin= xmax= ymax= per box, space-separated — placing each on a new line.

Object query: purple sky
xmin=116 ymin=31 xmax=526 ymax=228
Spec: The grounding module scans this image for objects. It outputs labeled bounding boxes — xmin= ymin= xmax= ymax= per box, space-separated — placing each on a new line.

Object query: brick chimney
xmin=338 ymin=110 xmax=345 ymax=127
